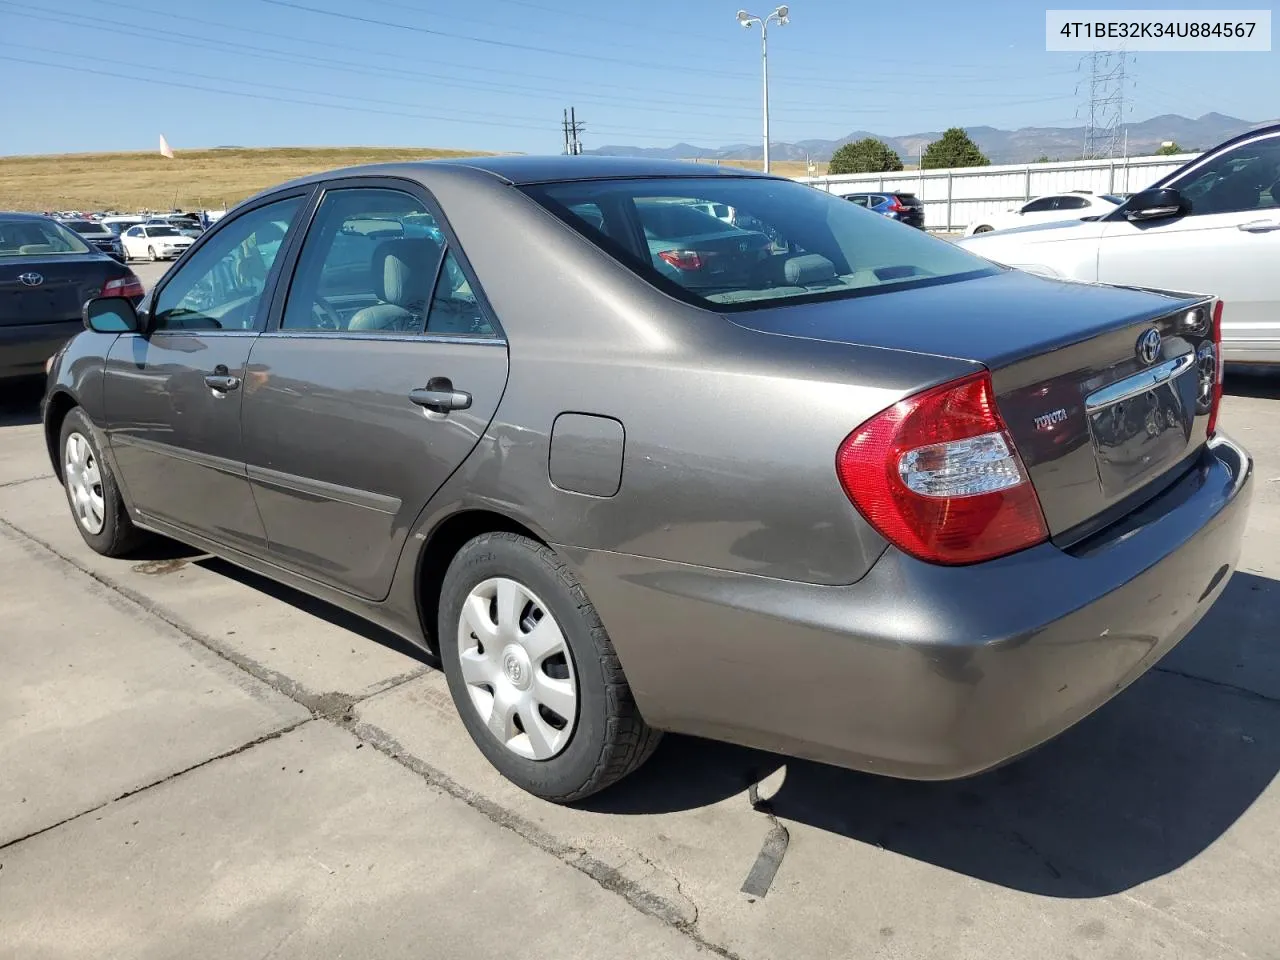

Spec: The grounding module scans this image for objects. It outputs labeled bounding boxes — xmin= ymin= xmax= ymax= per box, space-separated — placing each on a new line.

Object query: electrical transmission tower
xmin=562 ymin=107 xmax=585 ymax=155
xmin=1075 ymin=50 xmax=1135 ymax=159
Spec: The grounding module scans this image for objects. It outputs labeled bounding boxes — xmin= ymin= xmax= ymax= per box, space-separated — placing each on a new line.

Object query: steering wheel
xmin=310 ymin=297 xmax=343 ymax=331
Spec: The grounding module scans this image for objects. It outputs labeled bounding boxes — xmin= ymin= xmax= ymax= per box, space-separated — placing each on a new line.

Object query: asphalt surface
xmin=2 ymin=265 xmax=1279 ymax=959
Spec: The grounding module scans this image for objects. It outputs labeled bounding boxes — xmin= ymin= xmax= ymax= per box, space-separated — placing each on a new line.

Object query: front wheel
xmin=438 ymin=532 xmax=661 ymax=802
xmin=59 ymin=407 xmax=149 ymax=557
xmin=147 ymin=246 xmax=157 ymax=261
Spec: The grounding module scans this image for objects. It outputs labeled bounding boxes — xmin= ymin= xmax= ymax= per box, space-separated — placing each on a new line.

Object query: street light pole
xmin=737 ymin=6 xmax=789 ymax=175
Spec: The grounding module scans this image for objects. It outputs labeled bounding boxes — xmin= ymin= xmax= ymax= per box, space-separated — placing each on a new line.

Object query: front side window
xmin=152 ymin=196 xmax=303 ymax=332
xmin=1170 ymin=135 xmax=1280 ymax=215
xmin=523 ymin=176 xmax=997 ymax=310
xmin=0 ymin=218 xmax=91 ymax=256
xmin=281 ymin=187 xmax=445 ymax=334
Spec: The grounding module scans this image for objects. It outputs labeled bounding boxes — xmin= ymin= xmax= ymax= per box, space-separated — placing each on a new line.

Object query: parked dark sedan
xmin=43 ymin=157 xmax=1251 ymax=802
xmin=2 ymin=213 xmax=143 ymax=383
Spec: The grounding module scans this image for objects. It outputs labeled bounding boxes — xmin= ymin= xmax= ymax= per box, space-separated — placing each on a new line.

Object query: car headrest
xmin=784 ymin=254 xmax=838 ymax=286
xmin=371 ymin=237 xmax=442 ymax=308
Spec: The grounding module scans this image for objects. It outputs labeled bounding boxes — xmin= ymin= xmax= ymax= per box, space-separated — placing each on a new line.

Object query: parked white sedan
xmin=958 ymin=124 xmax=1280 ymax=366
xmin=963 ymin=192 xmax=1124 ymax=236
xmin=120 ymin=224 xmax=195 ymax=262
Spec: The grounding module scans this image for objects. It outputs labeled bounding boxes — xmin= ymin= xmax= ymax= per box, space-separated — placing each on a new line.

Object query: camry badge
xmin=1033 ymin=408 xmax=1068 ymax=431
xmin=1136 ymin=327 xmax=1162 ymax=366
xmin=17 ymin=272 xmax=43 ymax=287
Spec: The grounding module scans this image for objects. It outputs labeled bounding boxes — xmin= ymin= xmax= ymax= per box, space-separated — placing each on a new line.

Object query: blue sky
xmin=0 ymin=0 xmax=1275 ymax=155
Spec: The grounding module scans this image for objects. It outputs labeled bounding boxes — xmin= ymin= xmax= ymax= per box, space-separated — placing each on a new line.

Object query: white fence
xmin=797 ymin=153 xmax=1202 ymax=232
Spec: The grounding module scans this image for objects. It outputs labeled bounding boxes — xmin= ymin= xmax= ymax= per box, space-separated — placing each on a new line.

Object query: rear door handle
xmin=205 ymin=374 xmax=241 ymax=392
xmin=409 ymin=378 xmax=471 ymax=413
xmin=1238 ymin=219 xmax=1280 ymax=233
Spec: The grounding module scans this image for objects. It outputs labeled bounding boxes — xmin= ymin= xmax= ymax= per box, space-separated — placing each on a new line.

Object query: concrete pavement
xmin=1 ymin=366 xmax=1278 ymax=959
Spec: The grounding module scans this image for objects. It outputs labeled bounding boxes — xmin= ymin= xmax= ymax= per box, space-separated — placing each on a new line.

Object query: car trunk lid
xmin=727 ymin=269 xmax=1218 ymax=541
xmin=0 ymin=255 xmax=120 ymax=326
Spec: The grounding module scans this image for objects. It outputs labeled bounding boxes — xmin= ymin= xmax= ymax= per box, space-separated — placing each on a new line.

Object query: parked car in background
xmin=101 ymin=216 xmax=145 ymax=237
xmin=840 ymin=191 xmax=926 ymax=229
xmin=120 ymin=224 xmax=195 ymax=261
xmin=634 ymin=198 xmax=774 ymax=289
xmin=1 ymin=212 xmax=142 ymax=382
xmin=43 ymin=157 xmax=1250 ymax=804
xmin=964 ymin=191 xmax=1125 ymax=236
xmin=959 ymin=123 xmax=1280 ymax=365
xmin=59 ymin=219 xmax=125 ymax=262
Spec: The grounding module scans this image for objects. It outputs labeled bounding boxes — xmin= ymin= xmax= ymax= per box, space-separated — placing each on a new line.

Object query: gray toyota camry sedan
xmin=42 ymin=157 xmax=1252 ymax=802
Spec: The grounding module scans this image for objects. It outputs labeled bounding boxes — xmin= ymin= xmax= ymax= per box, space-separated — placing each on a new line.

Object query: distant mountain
xmin=587 ymin=113 xmax=1271 ymax=166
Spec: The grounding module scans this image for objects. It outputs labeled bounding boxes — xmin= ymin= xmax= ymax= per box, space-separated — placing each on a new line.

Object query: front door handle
xmin=1238 ymin=219 xmax=1280 ymax=233
xmin=205 ymin=372 xmax=241 ymax=392
xmin=409 ymin=377 xmax=471 ymax=413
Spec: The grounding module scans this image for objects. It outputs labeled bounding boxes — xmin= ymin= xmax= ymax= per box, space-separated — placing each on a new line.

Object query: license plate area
xmin=1086 ymin=352 xmax=1199 ymax=499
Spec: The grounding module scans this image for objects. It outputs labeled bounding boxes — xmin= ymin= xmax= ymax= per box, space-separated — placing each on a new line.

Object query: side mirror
xmin=1124 ymin=187 xmax=1188 ymax=222
xmin=83 ymin=296 xmax=140 ymax=333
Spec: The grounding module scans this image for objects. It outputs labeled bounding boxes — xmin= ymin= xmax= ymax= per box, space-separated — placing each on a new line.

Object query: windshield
xmin=522 ymin=176 xmax=998 ymax=310
xmin=0 ymin=217 xmax=92 ymax=256
xmin=147 ymin=227 xmax=180 ymax=237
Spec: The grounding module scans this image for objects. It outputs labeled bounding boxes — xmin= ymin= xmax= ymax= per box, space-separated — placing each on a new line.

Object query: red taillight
xmin=886 ymin=196 xmax=904 ymax=212
xmin=1207 ymin=300 xmax=1225 ymax=437
xmin=101 ymin=274 xmax=144 ymax=298
xmin=657 ymin=249 xmax=704 ymax=271
xmin=836 ymin=371 xmax=1049 ymax=565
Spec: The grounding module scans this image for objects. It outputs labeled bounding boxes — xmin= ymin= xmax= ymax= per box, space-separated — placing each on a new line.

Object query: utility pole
xmin=1076 ymin=47 xmax=1134 ymax=159
xmin=562 ymin=107 xmax=584 ymax=155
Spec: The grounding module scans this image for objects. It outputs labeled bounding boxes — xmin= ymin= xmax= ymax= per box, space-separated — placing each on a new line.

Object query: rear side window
xmin=0 ymin=218 xmax=90 ymax=256
xmin=1057 ymin=196 xmax=1090 ymax=210
xmin=522 ymin=177 xmax=996 ymax=310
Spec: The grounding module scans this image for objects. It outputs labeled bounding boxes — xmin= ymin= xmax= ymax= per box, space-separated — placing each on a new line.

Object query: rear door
xmin=241 ymin=179 xmax=509 ymax=600
xmin=102 ymin=192 xmax=309 ymax=552
xmin=1097 ymin=131 xmax=1280 ymax=362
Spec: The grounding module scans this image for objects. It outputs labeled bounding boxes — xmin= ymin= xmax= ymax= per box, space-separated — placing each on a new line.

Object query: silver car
xmin=43 ymin=157 xmax=1252 ymax=801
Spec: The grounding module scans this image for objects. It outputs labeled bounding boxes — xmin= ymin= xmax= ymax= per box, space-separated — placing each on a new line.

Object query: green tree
xmin=1155 ymin=141 xmax=1183 ymax=156
xmin=828 ymin=138 xmax=904 ymax=175
xmin=920 ymin=127 xmax=990 ymax=169
xmin=1036 ymin=154 xmax=1051 ymax=163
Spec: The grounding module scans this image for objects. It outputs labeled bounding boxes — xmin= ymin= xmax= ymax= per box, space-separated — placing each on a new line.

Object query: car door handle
xmin=205 ymin=374 xmax=241 ymax=392
xmin=1238 ymin=219 xmax=1280 ymax=233
xmin=409 ymin=380 xmax=471 ymax=413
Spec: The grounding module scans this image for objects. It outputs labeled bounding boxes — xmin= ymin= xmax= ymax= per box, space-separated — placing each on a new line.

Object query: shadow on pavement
xmin=196 ymin=555 xmax=438 ymax=668
xmin=0 ymin=379 xmax=44 ymax=427
xmin=586 ymin=570 xmax=1280 ymax=898
xmin=1225 ymin=367 xmax=1280 ymax=400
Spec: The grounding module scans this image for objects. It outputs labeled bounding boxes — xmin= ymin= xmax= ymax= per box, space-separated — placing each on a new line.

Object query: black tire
xmin=438 ymin=532 xmax=661 ymax=802
xmin=58 ymin=407 xmax=148 ymax=557
xmin=973 ymin=224 xmax=994 ymax=234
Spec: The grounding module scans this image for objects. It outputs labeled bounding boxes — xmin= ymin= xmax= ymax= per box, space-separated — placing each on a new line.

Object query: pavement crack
xmin=0 ymin=719 xmax=311 ymax=854
xmin=343 ymin=715 xmax=742 ymax=959
xmin=0 ymin=474 xmax=52 ymax=488
xmin=1153 ymin=664 xmax=1280 ymax=705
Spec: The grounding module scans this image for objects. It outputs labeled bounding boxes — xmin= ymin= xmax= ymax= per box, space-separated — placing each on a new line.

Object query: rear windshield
xmin=522 ymin=177 xmax=996 ymax=310
xmin=0 ymin=218 xmax=92 ymax=256
xmin=64 ymin=220 xmax=104 ymax=234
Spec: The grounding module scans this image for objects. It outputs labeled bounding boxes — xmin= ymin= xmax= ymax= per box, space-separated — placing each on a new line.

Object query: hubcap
xmin=64 ymin=432 xmax=105 ymax=535
xmin=457 ymin=577 xmax=578 ymax=761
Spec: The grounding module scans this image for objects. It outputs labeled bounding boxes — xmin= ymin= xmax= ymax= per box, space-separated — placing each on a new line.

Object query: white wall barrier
xmin=796 ymin=153 xmax=1202 ymax=231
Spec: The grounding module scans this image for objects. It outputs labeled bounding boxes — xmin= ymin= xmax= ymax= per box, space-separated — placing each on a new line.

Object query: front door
xmin=1098 ymin=132 xmax=1280 ymax=361
xmin=103 ymin=194 xmax=307 ymax=551
xmin=241 ymin=183 xmax=509 ymax=600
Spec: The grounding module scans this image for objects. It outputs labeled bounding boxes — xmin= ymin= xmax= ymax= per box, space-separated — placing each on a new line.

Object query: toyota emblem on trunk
xmin=17 ymin=272 xmax=43 ymax=287
xmin=1136 ymin=328 xmax=1161 ymax=365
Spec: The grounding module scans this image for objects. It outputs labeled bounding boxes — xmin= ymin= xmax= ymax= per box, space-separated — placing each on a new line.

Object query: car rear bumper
xmin=0 ymin=320 xmax=83 ymax=381
xmin=563 ymin=434 xmax=1252 ymax=779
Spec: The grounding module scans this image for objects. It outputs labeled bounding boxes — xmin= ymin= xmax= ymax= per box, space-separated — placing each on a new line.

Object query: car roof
xmin=427 ymin=155 xmax=777 ymax=185
xmin=0 ymin=211 xmax=56 ymax=221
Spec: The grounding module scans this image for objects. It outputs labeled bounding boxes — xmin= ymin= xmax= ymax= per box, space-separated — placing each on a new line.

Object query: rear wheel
xmin=59 ymin=408 xmax=148 ymax=557
xmin=438 ymin=532 xmax=661 ymax=802
xmin=973 ymin=224 xmax=994 ymax=234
